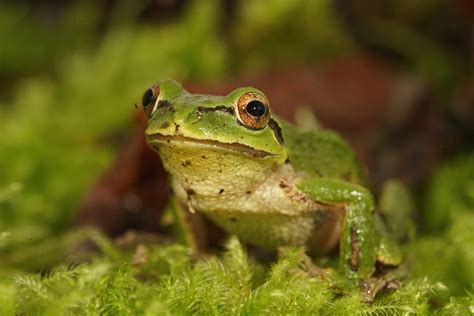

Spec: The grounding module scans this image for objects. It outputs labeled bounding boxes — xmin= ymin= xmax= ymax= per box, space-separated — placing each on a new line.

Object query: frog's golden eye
xmin=236 ymin=92 xmax=270 ymax=130
xmin=141 ymin=84 xmax=160 ymax=118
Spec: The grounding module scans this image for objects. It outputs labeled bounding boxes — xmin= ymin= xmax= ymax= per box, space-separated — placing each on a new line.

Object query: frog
xmin=140 ymin=79 xmax=401 ymax=280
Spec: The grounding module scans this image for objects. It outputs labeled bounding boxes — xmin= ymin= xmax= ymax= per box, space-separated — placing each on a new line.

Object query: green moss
xmin=1 ymin=236 xmax=461 ymax=315
xmin=438 ymin=294 xmax=474 ymax=315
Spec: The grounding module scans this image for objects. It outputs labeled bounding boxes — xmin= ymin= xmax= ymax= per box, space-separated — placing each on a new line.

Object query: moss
xmin=1 ymin=237 xmax=462 ymax=315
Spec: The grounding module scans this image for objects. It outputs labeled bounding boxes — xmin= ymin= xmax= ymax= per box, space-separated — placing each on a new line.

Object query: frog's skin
xmin=142 ymin=79 xmax=399 ymax=280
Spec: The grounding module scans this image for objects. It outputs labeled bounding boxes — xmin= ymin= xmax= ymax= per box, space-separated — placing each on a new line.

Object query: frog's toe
xmin=360 ymin=275 xmax=401 ymax=303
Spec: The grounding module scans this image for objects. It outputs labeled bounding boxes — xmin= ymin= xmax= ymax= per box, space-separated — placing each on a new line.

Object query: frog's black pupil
xmin=142 ymin=88 xmax=154 ymax=107
xmin=246 ymin=100 xmax=266 ymax=117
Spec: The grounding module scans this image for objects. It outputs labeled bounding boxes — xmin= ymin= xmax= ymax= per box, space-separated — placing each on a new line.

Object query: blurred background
xmin=0 ymin=0 xmax=473 ymax=310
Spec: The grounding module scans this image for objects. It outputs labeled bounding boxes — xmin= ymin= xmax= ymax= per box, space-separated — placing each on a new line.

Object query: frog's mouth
xmin=147 ymin=134 xmax=273 ymax=158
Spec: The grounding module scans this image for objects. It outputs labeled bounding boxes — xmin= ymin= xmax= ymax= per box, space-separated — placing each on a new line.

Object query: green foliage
xmin=0 ymin=282 xmax=15 ymax=316
xmin=408 ymin=213 xmax=474 ymax=297
xmin=230 ymin=0 xmax=355 ymax=71
xmin=0 ymin=229 xmax=95 ymax=273
xmin=0 ymin=0 xmax=227 ymax=238
xmin=407 ymin=154 xmax=474 ymax=297
xmin=424 ymin=153 xmax=474 ymax=232
xmin=0 ymin=2 xmax=101 ymax=76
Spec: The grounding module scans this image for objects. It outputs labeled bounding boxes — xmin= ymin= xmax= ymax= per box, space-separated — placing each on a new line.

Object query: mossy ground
xmin=1 ymin=230 xmax=473 ymax=315
xmin=0 ymin=1 xmax=473 ymax=315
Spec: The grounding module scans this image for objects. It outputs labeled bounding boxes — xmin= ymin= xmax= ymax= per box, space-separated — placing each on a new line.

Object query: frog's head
xmin=142 ymin=80 xmax=287 ymax=182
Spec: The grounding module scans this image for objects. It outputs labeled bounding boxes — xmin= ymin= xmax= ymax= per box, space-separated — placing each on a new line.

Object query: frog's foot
xmin=114 ymin=230 xmax=169 ymax=249
xmin=277 ymin=247 xmax=331 ymax=280
xmin=132 ymin=244 xmax=150 ymax=267
xmin=360 ymin=276 xmax=399 ymax=303
xmin=360 ymin=262 xmax=408 ymax=303
xmin=358 ymin=210 xmax=405 ymax=302
xmin=278 ymin=247 xmax=357 ymax=295
xmin=299 ymin=251 xmax=331 ymax=280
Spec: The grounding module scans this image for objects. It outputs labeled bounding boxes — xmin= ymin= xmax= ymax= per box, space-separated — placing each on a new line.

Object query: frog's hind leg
xmin=298 ymin=178 xmax=377 ymax=279
xmin=374 ymin=180 xmax=415 ymax=269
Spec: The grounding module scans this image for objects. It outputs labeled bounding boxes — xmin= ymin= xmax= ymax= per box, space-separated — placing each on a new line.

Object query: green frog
xmin=141 ymin=79 xmax=401 ymax=280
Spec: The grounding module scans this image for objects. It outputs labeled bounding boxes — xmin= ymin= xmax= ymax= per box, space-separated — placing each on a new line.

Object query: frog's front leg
xmin=298 ymin=178 xmax=376 ymax=279
xmin=170 ymin=197 xmax=210 ymax=253
xmin=170 ymin=197 xmax=227 ymax=255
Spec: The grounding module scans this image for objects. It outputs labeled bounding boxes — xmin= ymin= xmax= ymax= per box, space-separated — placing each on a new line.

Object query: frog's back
xmin=280 ymin=120 xmax=368 ymax=186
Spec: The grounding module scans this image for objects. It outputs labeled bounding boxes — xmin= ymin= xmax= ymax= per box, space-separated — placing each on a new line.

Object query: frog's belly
xmin=202 ymin=206 xmax=343 ymax=253
xmin=205 ymin=210 xmax=315 ymax=248
xmin=171 ymin=163 xmax=344 ymax=253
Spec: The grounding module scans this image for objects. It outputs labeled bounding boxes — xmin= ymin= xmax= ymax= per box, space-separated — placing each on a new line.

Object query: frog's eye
xmin=141 ymin=84 xmax=160 ymax=118
xmin=236 ymin=92 xmax=270 ymax=130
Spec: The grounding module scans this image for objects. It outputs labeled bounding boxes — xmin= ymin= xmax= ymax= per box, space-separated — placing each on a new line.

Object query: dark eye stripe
xmin=268 ymin=118 xmax=284 ymax=145
xmin=196 ymin=105 xmax=235 ymax=115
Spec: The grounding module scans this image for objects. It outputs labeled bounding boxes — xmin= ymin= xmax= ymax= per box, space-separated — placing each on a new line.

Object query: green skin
xmin=144 ymin=79 xmax=399 ymax=280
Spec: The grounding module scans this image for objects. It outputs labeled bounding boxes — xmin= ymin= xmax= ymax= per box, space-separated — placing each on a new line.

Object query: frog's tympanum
xmin=141 ymin=79 xmax=400 ymax=280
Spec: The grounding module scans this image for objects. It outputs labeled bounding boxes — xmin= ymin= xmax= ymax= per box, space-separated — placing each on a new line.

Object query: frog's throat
xmin=147 ymin=134 xmax=273 ymax=158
